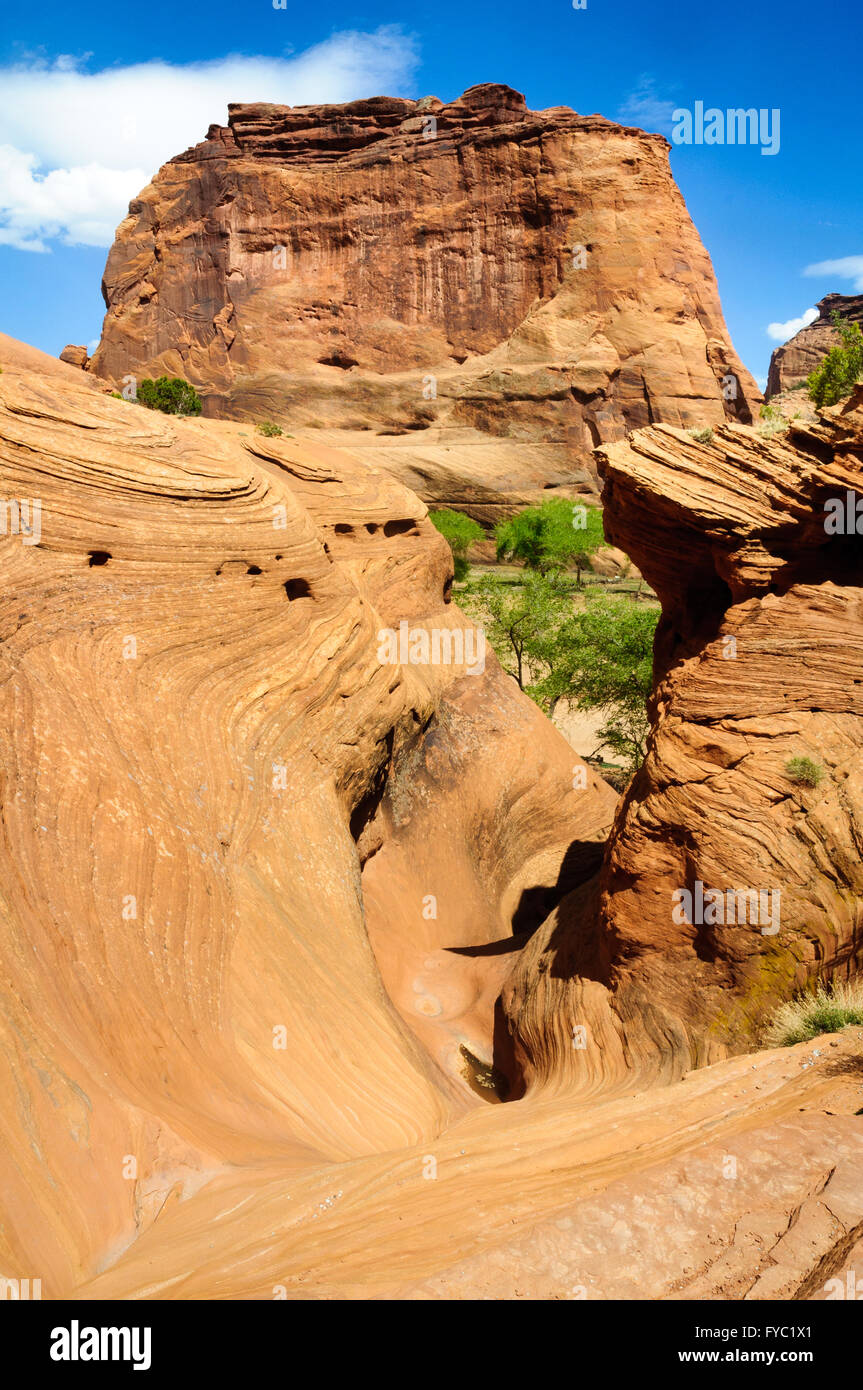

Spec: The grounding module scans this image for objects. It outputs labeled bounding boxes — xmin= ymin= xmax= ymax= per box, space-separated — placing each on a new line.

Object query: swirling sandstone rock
xmin=502 ymin=388 xmax=863 ymax=1095
xmin=0 ymin=339 xmax=614 ymax=1296
xmin=89 ymin=83 xmax=759 ymax=518
xmin=1 ymin=337 xmax=862 ymax=1301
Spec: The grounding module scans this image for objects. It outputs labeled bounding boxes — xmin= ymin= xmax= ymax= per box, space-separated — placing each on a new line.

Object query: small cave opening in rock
xmin=247 ymin=565 xmax=262 ymax=575
xmin=334 ymin=523 xmax=353 ymax=535
xmin=284 ymin=578 xmax=313 ymax=601
xmin=656 ymin=570 xmax=733 ymax=678
xmin=771 ymin=528 xmax=863 ymax=593
xmin=88 ymin=551 xmax=111 ymax=567
xmin=383 ymin=519 xmax=419 ymax=538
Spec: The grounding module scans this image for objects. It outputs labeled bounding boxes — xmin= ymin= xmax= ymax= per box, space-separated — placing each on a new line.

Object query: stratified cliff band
xmin=89 ymin=83 xmax=760 ymax=517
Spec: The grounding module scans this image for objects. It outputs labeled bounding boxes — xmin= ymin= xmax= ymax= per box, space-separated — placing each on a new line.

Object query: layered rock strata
xmin=88 ymin=83 xmax=760 ymax=515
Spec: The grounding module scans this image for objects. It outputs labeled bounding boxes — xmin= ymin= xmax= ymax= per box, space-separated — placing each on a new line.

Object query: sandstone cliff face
xmin=503 ymin=388 xmax=863 ymax=1095
xmin=767 ymin=293 xmax=863 ymax=397
xmin=89 ymin=83 xmax=759 ymax=516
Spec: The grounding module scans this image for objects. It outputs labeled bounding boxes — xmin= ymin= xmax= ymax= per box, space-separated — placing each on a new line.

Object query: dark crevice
xmin=348 ymin=729 xmax=394 ymax=847
xmin=318 ymin=352 xmax=358 ymax=370
xmin=383 ymin=519 xmax=419 ymax=538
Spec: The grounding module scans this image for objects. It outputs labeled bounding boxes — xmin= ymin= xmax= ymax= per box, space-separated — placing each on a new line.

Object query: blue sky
xmin=0 ymin=0 xmax=860 ymax=386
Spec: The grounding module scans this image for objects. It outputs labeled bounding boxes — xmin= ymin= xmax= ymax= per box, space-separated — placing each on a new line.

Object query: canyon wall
xmin=0 ymin=337 xmax=616 ymax=1294
xmin=503 ymin=387 xmax=863 ymax=1095
xmin=88 ymin=83 xmax=760 ymax=517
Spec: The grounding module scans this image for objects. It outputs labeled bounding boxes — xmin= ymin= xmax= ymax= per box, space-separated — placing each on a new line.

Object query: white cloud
xmin=0 ymin=29 xmax=419 ymax=252
xmin=617 ymin=76 xmax=677 ymax=135
xmin=0 ymin=146 xmax=147 ymax=251
xmin=803 ymin=255 xmax=863 ymax=292
xmin=766 ymin=306 xmax=818 ymax=342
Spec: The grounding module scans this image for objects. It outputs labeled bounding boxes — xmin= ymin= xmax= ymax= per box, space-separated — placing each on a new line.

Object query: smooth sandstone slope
xmin=88 ymin=83 xmax=760 ymax=517
xmin=80 ymin=1031 xmax=863 ymax=1300
xmin=0 ymin=343 xmax=616 ymax=1297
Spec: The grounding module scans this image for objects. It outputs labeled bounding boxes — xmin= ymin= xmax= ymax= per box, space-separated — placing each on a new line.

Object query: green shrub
xmin=765 ymin=979 xmax=863 ymax=1047
xmin=784 ymin=756 xmax=824 ymax=788
xmin=137 ymin=376 xmax=202 ymax=416
xmin=429 ymin=508 xmax=484 ymax=582
xmin=256 ymin=421 xmax=283 ymax=437
xmin=807 ymin=313 xmax=863 ymax=407
xmin=689 ymin=427 xmax=714 ymax=443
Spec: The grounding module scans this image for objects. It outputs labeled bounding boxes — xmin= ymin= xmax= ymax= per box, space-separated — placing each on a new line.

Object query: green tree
xmin=531 ymin=591 xmax=659 ymax=771
xmin=807 ymin=313 xmax=863 ymax=407
xmin=429 ymin=508 xmax=484 ymax=581
xmin=137 ymin=376 xmax=203 ymax=416
xmin=460 ymin=570 xmax=571 ymax=690
xmin=494 ymin=498 xmax=606 ymax=584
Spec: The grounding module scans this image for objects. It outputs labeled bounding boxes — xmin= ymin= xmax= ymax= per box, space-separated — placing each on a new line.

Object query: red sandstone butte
xmin=90 ymin=83 xmax=760 ymax=516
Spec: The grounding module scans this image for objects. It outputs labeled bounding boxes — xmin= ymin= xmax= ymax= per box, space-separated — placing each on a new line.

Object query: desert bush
xmin=756 ymin=400 xmax=789 ymax=438
xmin=462 ymin=576 xmax=658 ymax=772
xmin=784 ymin=755 xmax=824 ymax=788
xmin=765 ymin=979 xmax=863 ymax=1046
xmin=137 ymin=376 xmax=202 ymax=416
xmin=256 ymin=421 xmax=283 ymax=437
xmin=460 ymin=570 xmax=571 ymax=689
xmin=689 ymin=427 xmax=714 ymax=443
xmin=531 ymin=589 xmax=659 ymax=770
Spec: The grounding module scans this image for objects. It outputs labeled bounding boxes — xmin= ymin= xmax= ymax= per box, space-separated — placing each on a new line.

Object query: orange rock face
xmin=503 ymin=388 xmax=863 ymax=1095
xmin=90 ymin=83 xmax=759 ymax=515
